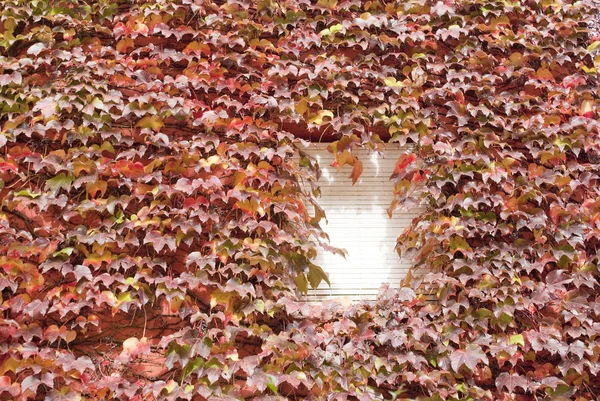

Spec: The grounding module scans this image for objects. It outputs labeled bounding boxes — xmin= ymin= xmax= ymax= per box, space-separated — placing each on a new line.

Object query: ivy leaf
xmin=72 ymin=265 xmax=93 ymax=282
xmin=431 ymin=1 xmax=455 ymax=16
xmin=116 ymin=37 xmax=134 ymax=52
xmin=266 ymin=375 xmax=279 ymax=394
xmin=450 ymin=344 xmax=488 ymax=372
xmin=144 ymin=230 xmax=176 ymax=253
xmin=65 ymin=357 xmax=94 ymax=374
xmin=295 ymin=98 xmax=308 ymax=115
xmin=21 ymin=375 xmax=41 ymax=394
xmin=118 ymin=337 xmax=150 ymax=363
xmin=135 ymin=115 xmax=164 ymax=131
xmin=390 ymin=154 xmax=417 ymax=179
xmin=0 ymin=376 xmax=19 ymax=397
xmin=307 ymin=264 xmax=330 ymax=289
xmin=349 ymin=159 xmax=363 ymax=185
xmin=45 ymin=173 xmax=74 ymax=195
xmin=27 ymin=42 xmax=46 ymax=56
xmin=588 ymin=41 xmax=600 ymax=52
xmin=508 ymin=334 xmax=524 ymax=347
xmin=294 ymin=273 xmax=309 ymax=294
xmin=183 ymin=41 xmax=211 ymax=56
xmin=0 ymin=358 xmax=19 ymax=374
xmin=24 ymin=299 xmax=48 ymax=318
xmin=307 ymin=110 xmax=334 ymax=125
xmin=384 ymin=77 xmax=404 ymax=88
xmin=33 ymin=97 xmax=58 ymax=118
xmin=44 ymin=387 xmax=82 ymax=401
xmin=449 ymin=235 xmax=472 ymax=255
xmin=181 ymin=357 xmax=203 ymax=381
xmin=86 ymin=180 xmax=107 ymax=198
xmin=496 ymin=372 xmax=528 ymax=393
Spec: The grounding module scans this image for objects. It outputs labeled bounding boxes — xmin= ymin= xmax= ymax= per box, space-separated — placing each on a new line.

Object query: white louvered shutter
xmin=303 ymin=143 xmax=424 ymax=301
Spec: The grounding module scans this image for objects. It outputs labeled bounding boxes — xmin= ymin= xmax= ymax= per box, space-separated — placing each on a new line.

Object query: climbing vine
xmin=0 ymin=0 xmax=599 ymax=400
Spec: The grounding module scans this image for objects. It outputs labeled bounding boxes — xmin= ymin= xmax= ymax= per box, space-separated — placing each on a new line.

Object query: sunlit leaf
xmin=135 ymin=115 xmax=164 ymax=131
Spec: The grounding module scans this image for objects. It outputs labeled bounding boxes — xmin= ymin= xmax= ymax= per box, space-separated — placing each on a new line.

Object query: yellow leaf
xmin=535 ymin=67 xmax=554 ymax=81
xmin=490 ymin=15 xmax=510 ymax=26
xmin=184 ymin=41 xmax=211 ymax=55
xmin=3 ymin=115 xmax=25 ymax=130
xmin=210 ymin=290 xmax=232 ymax=308
xmin=257 ymin=0 xmax=273 ymax=12
xmin=335 ymin=150 xmax=353 ymax=168
xmin=163 ymin=380 xmax=177 ymax=394
xmin=257 ymin=161 xmax=273 ymax=170
xmin=384 ymin=77 xmax=404 ymax=88
xmin=243 ymin=237 xmax=262 ymax=251
xmin=320 ymin=23 xmax=343 ymax=36
xmin=135 ymin=115 xmax=164 ymax=131
xmin=308 ymin=110 xmax=334 ymax=125
xmin=295 ymin=98 xmax=308 ymax=115
xmin=588 ymin=41 xmax=600 ymax=52
xmin=0 ymin=357 xmax=19 ymax=374
xmin=294 ymin=273 xmax=308 ymax=294
xmin=249 ymin=38 xmax=274 ymax=49
xmin=317 ymin=0 xmax=338 ymax=8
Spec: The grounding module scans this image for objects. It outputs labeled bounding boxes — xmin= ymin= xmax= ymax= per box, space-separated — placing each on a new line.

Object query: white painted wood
xmin=302 ymin=143 xmax=425 ymax=301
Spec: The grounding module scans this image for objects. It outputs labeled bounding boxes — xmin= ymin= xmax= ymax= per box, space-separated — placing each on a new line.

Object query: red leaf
xmin=496 ymin=372 xmax=528 ymax=393
xmin=118 ymin=337 xmax=150 ymax=363
xmin=64 ymin=357 xmax=94 ymax=375
xmin=450 ymin=344 xmax=488 ymax=372
xmin=390 ymin=153 xmax=417 ymax=179
xmin=0 ymin=376 xmax=19 ymax=397
xmin=144 ymin=230 xmax=176 ymax=252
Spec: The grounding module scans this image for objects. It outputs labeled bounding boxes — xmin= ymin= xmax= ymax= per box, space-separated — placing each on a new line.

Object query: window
xmin=303 ymin=143 xmax=424 ymax=301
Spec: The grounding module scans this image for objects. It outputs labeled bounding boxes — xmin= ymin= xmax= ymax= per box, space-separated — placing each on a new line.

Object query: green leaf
xmin=266 ymin=374 xmax=278 ymax=394
xmin=14 ymin=189 xmax=40 ymax=198
xmin=307 ymin=264 xmax=330 ymax=289
xmin=181 ymin=357 xmax=203 ymax=382
xmin=254 ymin=299 xmax=265 ymax=313
xmin=116 ymin=291 xmax=133 ymax=312
xmin=52 ymin=247 xmax=74 ymax=258
xmin=449 ymin=235 xmax=472 ymax=254
xmin=509 ymin=334 xmax=524 ymax=347
xmin=45 ymin=173 xmax=74 ymax=195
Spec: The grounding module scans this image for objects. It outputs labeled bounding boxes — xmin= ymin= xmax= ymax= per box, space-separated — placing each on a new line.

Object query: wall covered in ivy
xmin=1 ymin=0 xmax=599 ymax=400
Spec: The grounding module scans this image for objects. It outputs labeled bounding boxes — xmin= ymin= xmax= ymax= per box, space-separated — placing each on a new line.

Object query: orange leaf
xmin=349 ymin=159 xmax=363 ymax=185
xmin=86 ymin=180 xmax=107 ymax=198
xmin=116 ymin=38 xmax=134 ymax=53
